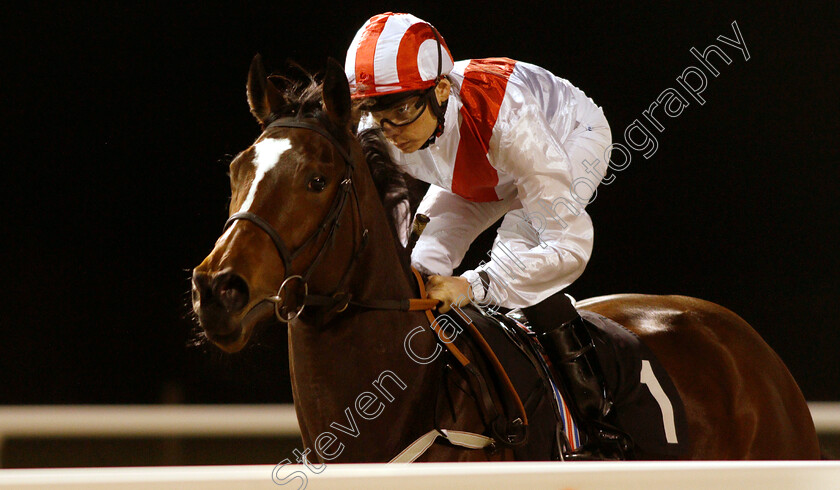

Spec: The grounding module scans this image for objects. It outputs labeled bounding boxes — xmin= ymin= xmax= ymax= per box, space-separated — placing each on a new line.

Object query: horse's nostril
xmin=192 ymin=270 xmax=212 ymax=303
xmin=213 ymin=270 xmax=250 ymax=313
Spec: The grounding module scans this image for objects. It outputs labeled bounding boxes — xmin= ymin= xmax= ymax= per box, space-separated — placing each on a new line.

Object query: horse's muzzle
xmin=192 ymin=267 xmax=250 ymax=347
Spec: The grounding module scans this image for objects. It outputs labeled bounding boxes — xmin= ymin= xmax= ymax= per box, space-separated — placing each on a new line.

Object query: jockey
xmin=345 ymin=12 xmax=625 ymax=457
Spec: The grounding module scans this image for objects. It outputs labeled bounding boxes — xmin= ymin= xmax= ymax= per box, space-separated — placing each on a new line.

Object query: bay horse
xmin=191 ymin=55 xmax=820 ymax=462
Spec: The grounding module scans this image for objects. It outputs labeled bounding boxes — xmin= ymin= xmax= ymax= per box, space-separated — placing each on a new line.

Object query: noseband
xmin=223 ymin=117 xmax=368 ymax=322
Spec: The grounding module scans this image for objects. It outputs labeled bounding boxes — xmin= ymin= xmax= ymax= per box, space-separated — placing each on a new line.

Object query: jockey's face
xmin=373 ymin=79 xmax=450 ymax=153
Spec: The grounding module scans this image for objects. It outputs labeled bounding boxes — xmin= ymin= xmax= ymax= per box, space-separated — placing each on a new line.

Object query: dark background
xmin=2 ymin=1 xmax=837 ymax=407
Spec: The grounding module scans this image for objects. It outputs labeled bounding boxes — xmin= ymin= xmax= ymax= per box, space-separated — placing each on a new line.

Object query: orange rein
xmin=410 ymin=267 xmax=528 ymax=427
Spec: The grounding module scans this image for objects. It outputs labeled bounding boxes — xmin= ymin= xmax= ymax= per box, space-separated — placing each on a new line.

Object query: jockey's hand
xmin=425 ymin=275 xmax=471 ymax=313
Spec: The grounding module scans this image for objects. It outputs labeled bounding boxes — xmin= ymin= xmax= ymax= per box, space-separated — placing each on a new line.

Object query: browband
xmin=265 ymin=118 xmax=353 ymax=165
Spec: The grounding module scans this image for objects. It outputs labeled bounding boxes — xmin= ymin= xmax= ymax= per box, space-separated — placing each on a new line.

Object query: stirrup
xmin=564 ymin=425 xmax=633 ymax=461
xmin=559 ymin=420 xmax=632 ymax=461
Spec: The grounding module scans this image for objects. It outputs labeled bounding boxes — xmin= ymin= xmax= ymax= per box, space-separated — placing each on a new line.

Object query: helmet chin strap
xmin=420 ymin=89 xmax=447 ymax=150
xmin=420 ymin=25 xmax=447 ymax=150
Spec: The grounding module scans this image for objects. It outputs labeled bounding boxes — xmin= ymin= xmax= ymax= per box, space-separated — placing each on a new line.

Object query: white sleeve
xmin=410 ymin=185 xmax=513 ymax=276
xmin=461 ymin=106 xmax=603 ymax=309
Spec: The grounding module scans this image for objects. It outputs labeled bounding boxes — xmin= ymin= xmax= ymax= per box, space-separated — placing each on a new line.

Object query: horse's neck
xmin=289 ymin=169 xmax=444 ymax=462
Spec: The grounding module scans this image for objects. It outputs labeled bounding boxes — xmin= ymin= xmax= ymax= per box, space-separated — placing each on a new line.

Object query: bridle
xmin=224 ymin=117 xmax=368 ymax=322
xmin=224 ymin=116 xmax=436 ymax=323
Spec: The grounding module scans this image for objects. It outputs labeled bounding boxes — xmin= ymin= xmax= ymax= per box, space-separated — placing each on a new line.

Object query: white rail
xmin=808 ymin=402 xmax=840 ymax=433
xmin=0 ymin=405 xmax=300 ymax=438
xmin=0 ymin=462 xmax=839 ymax=489
xmin=0 ymin=403 xmax=837 ymax=439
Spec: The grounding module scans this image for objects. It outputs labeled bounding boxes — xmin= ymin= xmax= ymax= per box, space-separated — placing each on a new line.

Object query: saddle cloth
xmin=579 ymin=309 xmax=690 ymax=459
xmin=453 ymin=305 xmax=690 ymax=460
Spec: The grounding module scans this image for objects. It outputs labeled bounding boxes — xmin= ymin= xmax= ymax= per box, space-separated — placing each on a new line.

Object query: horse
xmin=191 ymin=55 xmax=821 ymax=462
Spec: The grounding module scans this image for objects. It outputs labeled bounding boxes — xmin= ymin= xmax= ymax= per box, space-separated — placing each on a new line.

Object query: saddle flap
xmin=440 ymin=305 xmax=566 ymax=458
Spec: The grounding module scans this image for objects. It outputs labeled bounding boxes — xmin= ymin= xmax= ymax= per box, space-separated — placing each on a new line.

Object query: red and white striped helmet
xmin=345 ymin=12 xmax=454 ymax=99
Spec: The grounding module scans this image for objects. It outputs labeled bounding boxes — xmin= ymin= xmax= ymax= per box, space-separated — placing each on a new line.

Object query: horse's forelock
xmin=263 ymin=65 xmax=324 ymax=122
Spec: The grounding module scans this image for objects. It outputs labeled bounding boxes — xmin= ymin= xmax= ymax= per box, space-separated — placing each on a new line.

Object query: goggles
xmin=367 ymin=89 xmax=434 ymax=129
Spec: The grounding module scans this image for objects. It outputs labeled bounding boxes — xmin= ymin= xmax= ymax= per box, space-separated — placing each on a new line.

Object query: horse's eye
xmin=308 ymin=176 xmax=327 ymax=192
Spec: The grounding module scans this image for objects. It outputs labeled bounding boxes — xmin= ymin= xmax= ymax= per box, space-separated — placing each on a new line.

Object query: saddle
xmin=434 ymin=303 xmax=690 ymax=460
xmin=439 ymin=304 xmax=573 ymax=460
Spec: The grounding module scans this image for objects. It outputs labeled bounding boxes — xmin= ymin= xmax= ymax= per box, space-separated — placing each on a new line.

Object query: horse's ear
xmin=247 ymin=54 xmax=285 ymax=127
xmin=322 ymin=57 xmax=352 ymax=128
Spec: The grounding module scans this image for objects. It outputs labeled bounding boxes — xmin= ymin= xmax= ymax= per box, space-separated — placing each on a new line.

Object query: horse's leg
xmin=582 ymin=295 xmax=820 ymax=460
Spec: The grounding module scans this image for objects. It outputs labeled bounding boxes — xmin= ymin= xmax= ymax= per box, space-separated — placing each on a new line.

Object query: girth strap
xmin=389 ymin=429 xmax=494 ymax=463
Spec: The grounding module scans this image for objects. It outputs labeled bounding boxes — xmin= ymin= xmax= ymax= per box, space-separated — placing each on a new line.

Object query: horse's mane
xmin=356 ymin=127 xmax=427 ymax=227
xmin=357 ymin=128 xmax=428 ymax=275
xmin=267 ymin=65 xmax=426 ymax=267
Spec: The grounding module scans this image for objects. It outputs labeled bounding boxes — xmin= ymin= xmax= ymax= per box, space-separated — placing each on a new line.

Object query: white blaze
xmin=239 ymin=138 xmax=292 ymax=213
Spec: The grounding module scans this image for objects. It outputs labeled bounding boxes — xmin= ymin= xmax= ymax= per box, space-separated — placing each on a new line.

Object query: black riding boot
xmin=523 ymin=294 xmax=631 ymax=459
